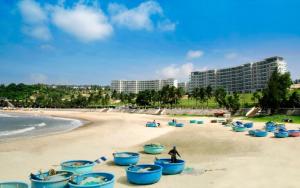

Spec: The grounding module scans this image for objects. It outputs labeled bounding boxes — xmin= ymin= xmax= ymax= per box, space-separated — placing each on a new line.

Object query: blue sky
xmin=0 ymin=0 xmax=299 ymax=85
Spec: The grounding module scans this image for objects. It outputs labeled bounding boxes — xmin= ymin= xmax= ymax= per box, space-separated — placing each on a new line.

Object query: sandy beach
xmin=0 ymin=110 xmax=300 ymax=188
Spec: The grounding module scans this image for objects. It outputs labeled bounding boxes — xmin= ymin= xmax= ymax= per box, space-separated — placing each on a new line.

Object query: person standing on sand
xmin=168 ymin=146 xmax=181 ymax=163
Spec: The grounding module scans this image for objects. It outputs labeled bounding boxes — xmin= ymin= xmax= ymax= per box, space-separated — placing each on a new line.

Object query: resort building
xmin=111 ymin=79 xmax=178 ymax=94
xmin=189 ymin=56 xmax=287 ymax=93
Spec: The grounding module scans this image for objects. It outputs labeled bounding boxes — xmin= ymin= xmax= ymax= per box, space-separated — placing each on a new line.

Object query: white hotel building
xmin=111 ymin=79 xmax=178 ymax=94
xmin=189 ymin=56 xmax=287 ymax=93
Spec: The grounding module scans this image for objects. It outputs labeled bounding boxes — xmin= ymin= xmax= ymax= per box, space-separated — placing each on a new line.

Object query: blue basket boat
xmin=0 ymin=181 xmax=29 ymax=188
xmin=154 ymin=158 xmax=185 ymax=175
xmin=277 ymin=125 xmax=287 ymax=132
xmin=265 ymin=121 xmax=276 ymax=132
xmin=30 ymin=170 xmax=73 ymax=188
xmin=197 ymin=120 xmax=204 ymax=124
xmin=61 ymin=160 xmax=95 ymax=174
xmin=146 ymin=122 xmax=158 ymax=127
xmin=144 ymin=144 xmax=164 ymax=154
xmin=233 ymin=126 xmax=247 ymax=132
xmin=266 ymin=121 xmax=275 ymax=126
xmin=244 ymin=122 xmax=253 ymax=128
xmin=254 ymin=130 xmax=268 ymax=137
xmin=168 ymin=122 xmax=176 ymax=126
xmin=126 ymin=164 xmax=162 ymax=185
xmin=189 ymin=120 xmax=196 ymax=124
xmin=176 ymin=123 xmax=184 ymax=127
xmin=265 ymin=125 xmax=276 ymax=132
xmin=68 ymin=172 xmax=115 ymax=188
xmin=248 ymin=129 xmax=256 ymax=136
xmin=113 ymin=152 xmax=139 ymax=166
xmin=274 ymin=131 xmax=289 ymax=138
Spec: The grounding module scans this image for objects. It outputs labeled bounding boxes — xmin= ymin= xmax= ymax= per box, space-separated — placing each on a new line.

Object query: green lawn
xmin=168 ymin=114 xmax=213 ymax=117
xmin=244 ymin=115 xmax=300 ymax=124
xmin=175 ymin=93 xmax=255 ymax=108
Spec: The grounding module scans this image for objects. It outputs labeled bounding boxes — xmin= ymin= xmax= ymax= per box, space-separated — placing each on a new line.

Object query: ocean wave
xmin=70 ymin=119 xmax=83 ymax=127
xmin=0 ymin=113 xmax=15 ymax=117
xmin=23 ymin=122 xmax=47 ymax=127
xmin=0 ymin=126 xmax=36 ymax=136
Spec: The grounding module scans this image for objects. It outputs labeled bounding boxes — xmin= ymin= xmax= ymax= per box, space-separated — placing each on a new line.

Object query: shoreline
xmin=0 ymin=110 xmax=90 ymax=143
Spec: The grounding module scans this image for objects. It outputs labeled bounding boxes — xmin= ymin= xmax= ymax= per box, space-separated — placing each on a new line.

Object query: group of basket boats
xmin=231 ymin=121 xmax=300 ymax=138
xmin=154 ymin=118 xmax=300 ymax=139
xmin=0 ymin=133 xmax=184 ymax=188
xmin=1 ymin=147 xmax=184 ymax=188
xmin=2 ymin=118 xmax=299 ymax=188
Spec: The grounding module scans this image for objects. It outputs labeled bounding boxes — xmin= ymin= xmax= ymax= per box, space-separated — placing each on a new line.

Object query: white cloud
xmin=22 ymin=25 xmax=51 ymax=41
xmin=157 ymin=63 xmax=194 ymax=80
xmin=18 ymin=0 xmax=176 ymax=41
xmin=109 ymin=1 xmax=162 ymax=30
xmin=225 ymin=52 xmax=239 ymax=60
xmin=18 ymin=0 xmax=47 ymax=24
xmin=186 ymin=50 xmax=204 ymax=60
xmin=18 ymin=0 xmax=51 ymax=41
xmin=30 ymin=73 xmax=47 ymax=83
xmin=109 ymin=1 xmax=175 ymax=31
xmin=158 ymin=19 xmax=176 ymax=31
xmin=51 ymin=4 xmax=113 ymax=42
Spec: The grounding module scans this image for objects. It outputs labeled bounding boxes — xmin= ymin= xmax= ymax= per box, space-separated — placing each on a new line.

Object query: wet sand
xmin=0 ymin=110 xmax=300 ymax=188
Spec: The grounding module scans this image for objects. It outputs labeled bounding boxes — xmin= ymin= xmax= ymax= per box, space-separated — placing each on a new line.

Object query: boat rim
xmin=0 ymin=181 xmax=29 ymax=186
xmin=113 ymin=152 xmax=140 ymax=158
xmin=155 ymin=158 xmax=185 ymax=164
xmin=30 ymin=170 xmax=73 ymax=183
xmin=61 ymin=160 xmax=95 ymax=168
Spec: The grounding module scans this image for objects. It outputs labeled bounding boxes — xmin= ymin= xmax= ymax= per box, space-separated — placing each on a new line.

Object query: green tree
xmin=205 ymin=85 xmax=213 ymax=108
xmin=102 ymin=94 xmax=110 ymax=105
xmin=259 ymin=70 xmax=293 ymax=114
xmin=214 ymin=87 xmax=227 ymax=107
xmin=225 ymin=92 xmax=241 ymax=114
xmin=136 ymin=90 xmax=151 ymax=106
xmin=251 ymin=91 xmax=261 ymax=107
xmin=175 ymin=87 xmax=185 ymax=105
xmin=198 ymin=87 xmax=207 ymax=107
xmin=111 ymin=90 xmax=119 ymax=100
xmin=288 ymin=92 xmax=300 ymax=108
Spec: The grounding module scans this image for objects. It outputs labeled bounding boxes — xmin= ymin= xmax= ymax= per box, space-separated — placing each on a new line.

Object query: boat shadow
xmin=105 ymin=161 xmax=116 ymax=166
xmin=117 ymin=176 xmax=139 ymax=187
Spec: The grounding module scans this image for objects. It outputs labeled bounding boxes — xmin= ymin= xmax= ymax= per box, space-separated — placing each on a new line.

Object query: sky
xmin=0 ymin=0 xmax=299 ymax=85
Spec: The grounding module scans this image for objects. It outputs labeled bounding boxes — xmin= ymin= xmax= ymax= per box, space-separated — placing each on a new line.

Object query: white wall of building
xmin=111 ymin=79 xmax=178 ymax=94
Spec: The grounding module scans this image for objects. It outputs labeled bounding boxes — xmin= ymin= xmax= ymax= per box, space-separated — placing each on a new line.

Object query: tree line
xmin=0 ymin=84 xmax=110 ymax=108
xmin=111 ymin=85 xmax=185 ymax=107
xmin=0 ymin=70 xmax=299 ymax=114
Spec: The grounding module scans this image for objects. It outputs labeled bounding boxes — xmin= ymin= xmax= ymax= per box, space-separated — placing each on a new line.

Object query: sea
xmin=0 ymin=112 xmax=85 ymax=141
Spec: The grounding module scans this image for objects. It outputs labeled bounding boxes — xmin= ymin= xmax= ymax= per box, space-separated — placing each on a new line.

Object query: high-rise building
xmin=111 ymin=79 xmax=178 ymax=94
xmin=189 ymin=56 xmax=287 ymax=93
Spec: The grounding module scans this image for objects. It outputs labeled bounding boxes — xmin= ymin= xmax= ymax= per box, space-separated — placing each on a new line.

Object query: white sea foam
xmin=0 ymin=126 xmax=36 ymax=136
xmin=70 ymin=119 xmax=83 ymax=127
xmin=23 ymin=122 xmax=47 ymax=127
xmin=36 ymin=122 xmax=47 ymax=127
xmin=0 ymin=113 xmax=14 ymax=117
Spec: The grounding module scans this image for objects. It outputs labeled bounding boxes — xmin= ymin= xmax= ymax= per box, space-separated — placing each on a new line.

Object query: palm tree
xmin=206 ymin=85 xmax=213 ymax=108
xmin=198 ymin=87 xmax=207 ymax=108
